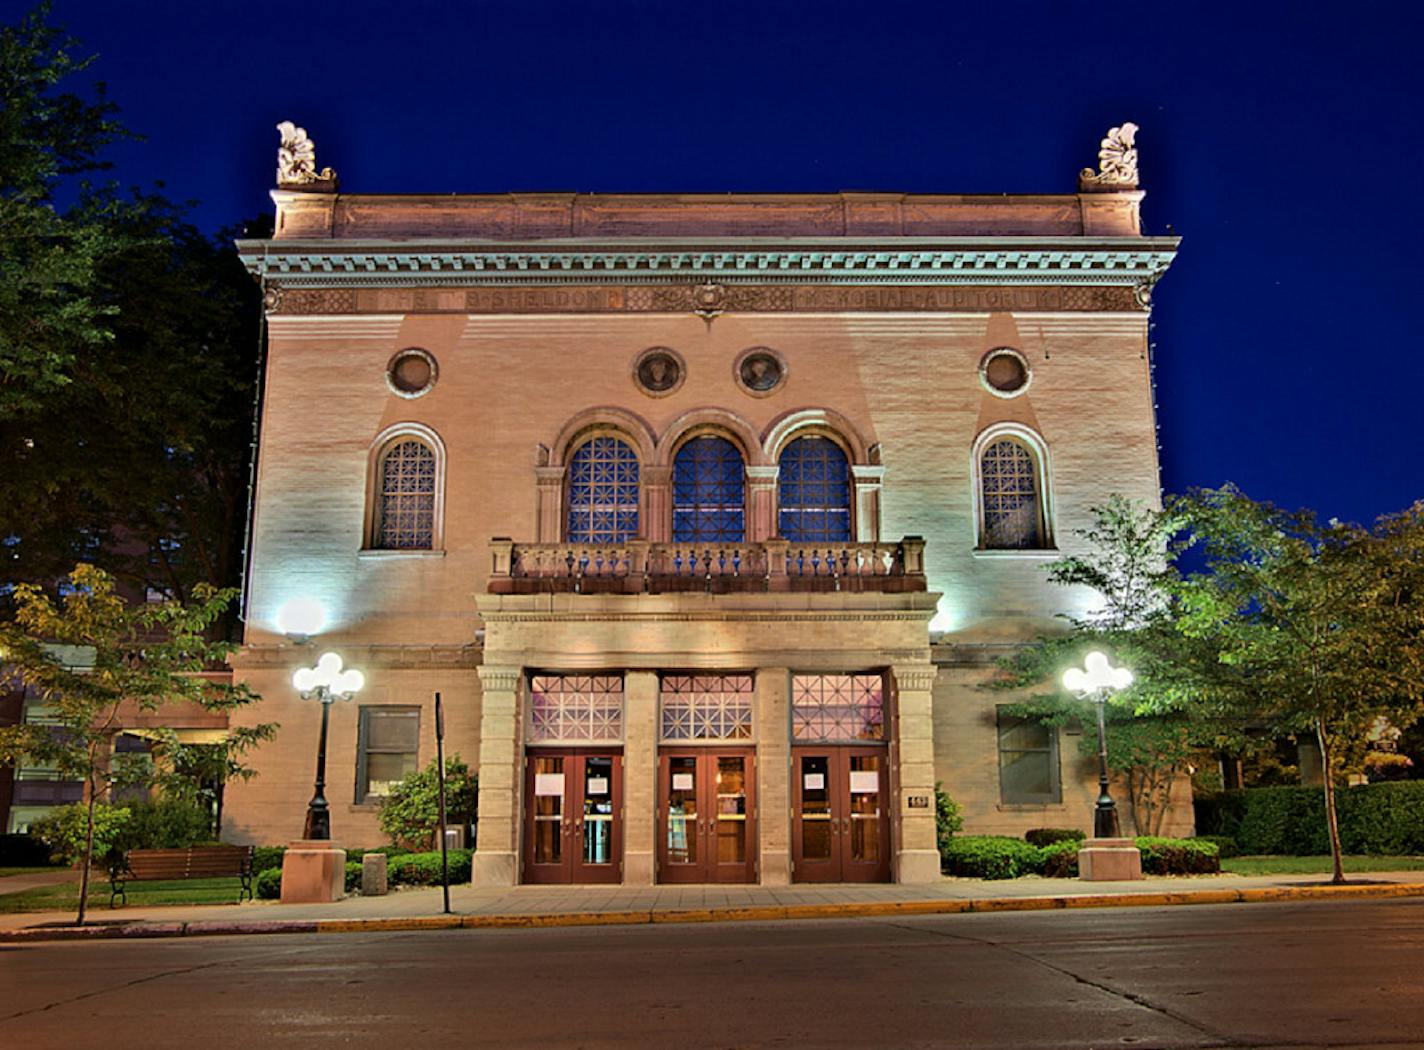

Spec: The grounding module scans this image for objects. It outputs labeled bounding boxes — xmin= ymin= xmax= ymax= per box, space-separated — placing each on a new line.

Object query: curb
xmin=4 ymin=881 xmax=1421 ymax=944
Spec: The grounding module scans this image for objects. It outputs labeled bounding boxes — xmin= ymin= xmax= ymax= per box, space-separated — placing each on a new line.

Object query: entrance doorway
xmin=523 ymin=749 xmax=622 ymax=884
xmin=656 ymin=748 xmax=757 ymax=883
xmin=791 ymin=747 xmax=891 ymax=882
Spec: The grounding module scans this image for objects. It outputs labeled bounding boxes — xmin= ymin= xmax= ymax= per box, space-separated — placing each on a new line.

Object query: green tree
xmin=378 ymin=756 xmax=478 ymax=851
xmin=1172 ymin=487 xmax=1424 ymax=883
xmin=0 ymin=564 xmax=270 ymax=924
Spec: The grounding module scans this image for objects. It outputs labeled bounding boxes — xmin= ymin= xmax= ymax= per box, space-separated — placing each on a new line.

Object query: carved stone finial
xmin=1079 ymin=122 xmax=1139 ymax=190
xmin=276 ymin=121 xmax=337 ymax=189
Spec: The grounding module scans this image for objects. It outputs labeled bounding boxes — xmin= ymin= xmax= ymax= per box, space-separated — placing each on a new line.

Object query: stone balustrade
xmin=487 ymin=537 xmax=926 ymax=594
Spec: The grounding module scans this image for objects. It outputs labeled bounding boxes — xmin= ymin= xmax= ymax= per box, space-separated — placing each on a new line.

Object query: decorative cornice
xmin=240 ymin=238 xmax=1176 ymax=291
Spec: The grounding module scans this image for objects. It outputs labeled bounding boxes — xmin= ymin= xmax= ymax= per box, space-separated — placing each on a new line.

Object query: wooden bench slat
xmin=109 ymin=845 xmax=255 ymax=908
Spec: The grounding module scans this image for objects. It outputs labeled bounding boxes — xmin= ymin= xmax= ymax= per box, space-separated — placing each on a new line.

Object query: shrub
xmin=1025 ymin=828 xmax=1086 ymax=848
xmin=386 ymin=848 xmax=473 ymax=886
xmin=0 ymin=833 xmax=54 ymax=867
xmin=1037 ymin=840 xmax=1081 ymax=877
xmin=29 ymin=803 xmax=132 ymax=865
xmin=1135 ymin=836 xmax=1220 ymax=875
xmin=119 ymin=798 xmax=214 ymax=850
xmin=935 ymin=784 xmax=963 ymax=857
xmin=377 ymin=756 xmax=477 ymax=851
xmin=252 ymin=846 xmax=286 ymax=874
xmin=1194 ymin=834 xmax=1239 ymax=859
xmin=1196 ymin=782 xmax=1424 ymax=855
xmin=941 ymin=836 xmax=1042 ymax=880
xmin=256 ymin=868 xmax=281 ymax=900
xmin=345 ymin=861 xmax=363 ymax=893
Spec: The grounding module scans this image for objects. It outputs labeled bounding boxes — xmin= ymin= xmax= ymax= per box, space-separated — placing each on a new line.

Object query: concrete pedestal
xmin=1078 ymin=837 xmax=1143 ymax=881
xmin=280 ymin=840 xmax=347 ymax=903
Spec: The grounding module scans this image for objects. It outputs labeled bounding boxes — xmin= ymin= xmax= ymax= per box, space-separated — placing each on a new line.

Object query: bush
xmin=345 ymin=861 xmax=363 ymax=893
xmin=1025 ymin=828 xmax=1086 ymax=848
xmin=256 ymin=868 xmax=281 ymax=900
xmin=29 ymin=803 xmax=132 ymax=865
xmin=119 ymin=799 xmax=214 ymax=850
xmin=1195 ymin=782 xmax=1424 ymax=855
xmin=935 ymin=784 xmax=963 ymax=857
xmin=386 ymin=848 xmax=473 ymax=886
xmin=378 ymin=756 xmax=478 ymax=851
xmin=1194 ymin=834 xmax=1239 ymax=859
xmin=1135 ymin=836 xmax=1220 ymax=875
xmin=252 ymin=846 xmax=286 ymax=873
xmin=1037 ymin=840 xmax=1081 ymax=877
xmin=941 ymin=836 xmax=1042 ymax=880
xmin=0 ymin=833 xmax=54 ymax=867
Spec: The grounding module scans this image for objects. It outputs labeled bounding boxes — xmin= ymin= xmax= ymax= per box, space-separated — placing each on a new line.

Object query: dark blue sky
xmin=50 ymin=0 xmax=1423 ymax=525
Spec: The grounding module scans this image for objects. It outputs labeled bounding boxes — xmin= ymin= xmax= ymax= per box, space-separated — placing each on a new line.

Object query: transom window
xmin=979 ymin=438 xmax=1044 ymax=549
xmin=778 ymin=436 xmax=851 ymax=542
xmin=660 ymin=674 xmax=754 ymax=741
xmin=529 ymin=674 xmax=625 ymax=743
xmin=376 ymin=439 xmax=436 ymax=549
xmin=791 ymin=674 xmax=885 ymax=742
xmin=672 ymin=436 xmax=745 ymax=542
xmin=566 ymin=436 xmax=640 ymax=542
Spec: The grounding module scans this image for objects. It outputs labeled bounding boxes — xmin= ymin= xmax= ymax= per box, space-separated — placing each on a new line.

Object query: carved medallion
xmin=734 ymin=347 xmax=787 ymax=396
xmin=633 ymin=347 xmax=685 ymax=397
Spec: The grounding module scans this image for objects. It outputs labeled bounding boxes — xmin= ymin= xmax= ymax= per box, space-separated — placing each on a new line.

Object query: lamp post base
xmin=279 ymin=840 xmax=347 ymax=903
xmin=1077 ymin=837 xmax=1143 ymax=881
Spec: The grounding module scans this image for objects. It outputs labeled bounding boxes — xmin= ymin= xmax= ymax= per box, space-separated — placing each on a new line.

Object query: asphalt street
xmin=3 ymin=899 xmax=1422 ymax=1049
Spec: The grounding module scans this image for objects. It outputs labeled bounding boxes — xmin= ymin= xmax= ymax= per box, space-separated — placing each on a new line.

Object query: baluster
xmin=839 ymin=549 xmax=850 ymax=576
xmin=717 ymin=550 xmax=727 ymax=575
xmin=732 ymin=548 xmax=742 ymax=576
xmin=795 ymin=548 xmax=805 ymax=575
xmin=811 ymin=549 xmax=821 ymax=575
xmin=702 ymin=550 xmax=713 ymax=578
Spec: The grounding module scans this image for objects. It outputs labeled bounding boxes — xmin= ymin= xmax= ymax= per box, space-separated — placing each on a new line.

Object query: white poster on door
xmin=672 ymin=772 xmax=694 ymax=791
xmin=534 ymin=773 xmax=565 ymax=796
xmin=849 ymin=771 xmax=879 ymax=794
xmin=586 ymin=777 xmax=609 ymax=795
xmin=802 ymin=772 xmax=825 ymax=790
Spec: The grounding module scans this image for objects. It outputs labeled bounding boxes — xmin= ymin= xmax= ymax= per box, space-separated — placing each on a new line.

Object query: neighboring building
xmin=227 ymin=123 xmax=1185 ymax=885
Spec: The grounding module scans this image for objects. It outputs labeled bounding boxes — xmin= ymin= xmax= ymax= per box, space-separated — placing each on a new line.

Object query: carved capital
xmin=478 ymin=665 xmax=522 ymax=692
xmin=893 ymin=665 xmax=938 ymax=693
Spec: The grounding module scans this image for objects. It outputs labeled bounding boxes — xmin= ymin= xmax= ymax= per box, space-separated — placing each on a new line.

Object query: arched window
xmin=672 ymin=436 xmax=745 ymax=542
xmin=375 ymin=439 xmax=437 ymax=549
xmin=978 ymin=437 xmax=1046 ymax=549
xmin=778 ymin=436 xmax=851 ymax=542
xmin=566 ymin=436 xmax=640 ymax=542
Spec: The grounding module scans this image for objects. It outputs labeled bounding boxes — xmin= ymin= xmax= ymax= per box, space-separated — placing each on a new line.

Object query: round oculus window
xmin=979 ymin=348 xmax=1031 ymax=398
xmin=387 ymin=349 xmax=437 ymax=398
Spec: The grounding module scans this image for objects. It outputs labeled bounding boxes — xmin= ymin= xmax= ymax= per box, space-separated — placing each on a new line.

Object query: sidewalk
xmin=5 ymin=869 xmax=1423 ymax=942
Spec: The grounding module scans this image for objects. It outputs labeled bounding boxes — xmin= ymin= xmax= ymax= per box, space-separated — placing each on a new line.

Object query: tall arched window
xmin=778 ymin=436 xmax=851 ymax=542
xmin=672 ymin=436 xmax=745 ymax=542
xmin=566 ymin=436 xmax=640 ymax=542
xmin=978 ymin=437 xmax=1045 ymax=549
xmin=375 ymin=439 xmax=437 ymax=549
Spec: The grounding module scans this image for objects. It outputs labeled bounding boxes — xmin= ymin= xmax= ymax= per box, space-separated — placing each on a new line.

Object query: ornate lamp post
xmin=292 ymin=652 xmax=364 ymax=840
xmin=1063 ymin=651 xmax=1133 ymax=839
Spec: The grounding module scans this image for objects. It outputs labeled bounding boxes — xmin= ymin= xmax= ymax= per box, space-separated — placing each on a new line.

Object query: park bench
xmin=108 ymin=845 xmax=254 ymax=908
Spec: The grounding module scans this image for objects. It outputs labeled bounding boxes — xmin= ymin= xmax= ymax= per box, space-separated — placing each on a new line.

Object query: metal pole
xmin=304 ymin=692 xmax=332 ymax=841
xmin=435 ymin=691 xmax=450 ymax=914
xmin=1093 ymin=690 xmax=1120 ymax=839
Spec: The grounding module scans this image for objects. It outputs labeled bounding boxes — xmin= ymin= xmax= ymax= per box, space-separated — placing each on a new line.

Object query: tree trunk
xmin=76 ymin=781 xmax=97 ymax=926
xmin=1317 ymin=717 xmax=1346 ymax=885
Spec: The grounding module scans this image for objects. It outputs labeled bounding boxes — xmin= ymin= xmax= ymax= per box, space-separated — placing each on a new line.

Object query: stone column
xmin=623 ymin=671 xmax=658 ymax=885
xmin=851 ymin=465 xmax=885 ymax=542
xmin=756 ymin=667 xmax=792 ymax=885
xmin=535 ymin=467 xmax=563 ymax=542
xmin=473 ymin=665 xmax=522 ymax=886
xmin=643 ymin=466 xmax=671 ymax=542
xmin=892 ymin=664 xmax=940 ymax=884
xmin=746 ymin=466 xmax=779 ymax=542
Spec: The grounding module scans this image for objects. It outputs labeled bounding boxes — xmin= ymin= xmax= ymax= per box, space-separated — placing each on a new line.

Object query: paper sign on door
xmin=672 ymin=772 xmax=694 ymax=791
xmin=534 ymin=773 xmax=564 ymax=796
xmin=802 ymin=773 xmax=825 ymax=790
xmin=586 ymin=777 xmax=609 ymax=795
xmin=849 ymin=771 xmax=879 ymax=794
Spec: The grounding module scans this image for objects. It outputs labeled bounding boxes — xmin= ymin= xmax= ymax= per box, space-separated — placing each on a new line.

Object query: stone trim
xmin=233 ymin=643 xmax=481 ymax=669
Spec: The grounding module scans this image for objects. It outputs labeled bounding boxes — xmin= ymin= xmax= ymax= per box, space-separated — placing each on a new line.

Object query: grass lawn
xmin=0 ymin=866 xmax=65 ymax=879
xmin=1222 ymin=855 xmax=1424 ymax=876
xmin=0 ymin=876 xmax=253 ymax=914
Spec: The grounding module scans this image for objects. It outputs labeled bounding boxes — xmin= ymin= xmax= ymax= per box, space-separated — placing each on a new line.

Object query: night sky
xmin=47 ymin=0 xmax=1423 ymax=526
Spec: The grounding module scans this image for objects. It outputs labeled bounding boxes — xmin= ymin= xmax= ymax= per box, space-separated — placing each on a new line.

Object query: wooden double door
xmin=791 ymin=746 xmax=891 ymax=882
xmin=657 ymin=748 xmax=757 ymax=883
xmin=523 ymin=749 xmax=622 ymax=884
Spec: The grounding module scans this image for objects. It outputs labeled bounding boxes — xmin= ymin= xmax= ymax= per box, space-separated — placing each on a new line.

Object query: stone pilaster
xmin=756 ymin=667 xmax=792 ymax=885
xmin=746 ymin=466 xmax=779 ymax=542
xmin=851 ymin=465 xmax=885 ymax=541
xmin=623 ymin=671 xmax=658 ymax=885
xmin=892 ymin=664 xmax=940 ymax=884
xmin=473 ymin=665 xmax=522 ymax=886
xmin=643 ymin=466 xmax=671 ymax=542
xmin=534 ymin=467 xmax=563 ymax=542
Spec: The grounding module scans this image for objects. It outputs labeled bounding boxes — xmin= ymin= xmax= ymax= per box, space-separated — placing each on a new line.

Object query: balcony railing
xmin=487 ymin=537 xmax=925 ymax=595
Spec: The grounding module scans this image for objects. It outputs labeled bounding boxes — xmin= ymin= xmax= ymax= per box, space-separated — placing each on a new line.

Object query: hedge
xmin=1135 ymin=836 xmax=1219 ymax=875
xmin=941 ymin=834 xmax=1220 ymax=879
xmin=1025 ymin=828 xmax=1086 ymax=848
xmin=1195 ymin=782 xmax=1424 ymax=855
xmin=940 ymin=836 xmax=1044 ymax=879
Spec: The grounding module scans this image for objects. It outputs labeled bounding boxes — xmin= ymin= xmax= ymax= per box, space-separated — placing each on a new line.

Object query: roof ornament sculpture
xmin=276 ymin=121 xmax=337 ymax=188
xmin=1079 ymin=123 xmax=1139 ymax=190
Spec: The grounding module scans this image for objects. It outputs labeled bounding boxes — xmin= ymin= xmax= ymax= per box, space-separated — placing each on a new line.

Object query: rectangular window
xmin=357 ymin=706 xmax=420 ymax=803
xmin=997 ymin=707 xmax=1060 ymax=804
xmin=529 ymin=674 xmax=624 ymax=743
xmin=660 ymin=674 xmax=754 ymax=742
xmin=791 ymin=674 xmax=885 ymax=742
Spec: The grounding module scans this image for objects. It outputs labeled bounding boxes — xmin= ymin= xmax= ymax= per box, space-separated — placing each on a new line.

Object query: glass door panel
xmin=715 ymin=757 xmax=747 ymax=864
xmin=847 ymin=754 xmax=882 ymax=864
xmin=532 ymin=755 xmax=564 ymax=865
xmin=666 ymin=756 xmax=698 ymax=865
xmin=798 ymin=754 xmax=832 ymax=862
xmin=582 ymin=756 xmax=614 ymax=866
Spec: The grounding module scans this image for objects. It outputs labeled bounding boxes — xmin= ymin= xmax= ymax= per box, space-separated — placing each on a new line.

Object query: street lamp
xmin=1063 ymin=651 xmax=1133 ymax=839
xmin=292 ymin=652 xmax=364 ymax=840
